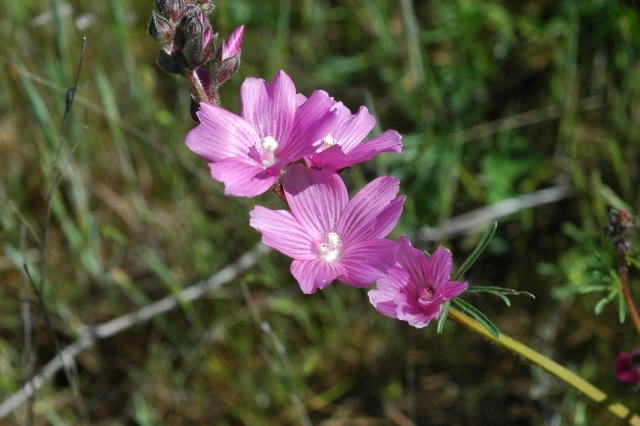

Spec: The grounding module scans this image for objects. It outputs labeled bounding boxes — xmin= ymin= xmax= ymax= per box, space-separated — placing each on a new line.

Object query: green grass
xmin=1 ymin=0 xmax=639 ymax=424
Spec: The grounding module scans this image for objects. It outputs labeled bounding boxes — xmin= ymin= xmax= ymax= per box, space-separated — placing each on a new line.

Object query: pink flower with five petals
xmin=249 ymin=164 xmax=405 ymax=294
xmin=369 ymin=236 xmax=468 ymax=328
xmin=616 ymin=349 xmax=640 ymax=385
xmin=186 ymin=71 xmax=337 ymax=197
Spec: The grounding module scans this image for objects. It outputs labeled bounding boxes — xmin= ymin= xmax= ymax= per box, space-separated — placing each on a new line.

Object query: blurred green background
xmin=1 ymin=0 xmax=639 ymax=424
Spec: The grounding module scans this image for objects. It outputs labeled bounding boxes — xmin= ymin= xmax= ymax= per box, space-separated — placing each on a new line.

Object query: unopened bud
xmin=148 ymin=11 xmax=175 ymax=54
xmin=221 ymin=25 xmax=244 ymax=61
xmin=177 ymin=10 xmax=216 ymax=68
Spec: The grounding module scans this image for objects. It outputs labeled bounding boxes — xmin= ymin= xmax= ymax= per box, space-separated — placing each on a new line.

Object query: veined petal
xmin=337 ymin=176 xmax=400 ymax=243
xmin=340 ymin=130 xmax=402 ymax=165
xmin=440 ymin=280 xmax=468 ymax=300
xmin=291 ymin=259 xmax=344 ymax=294
xmin=332 ymin=105 xmax=376 ymax=152
xmin=426 ymin=247 xmax=453 ymax=288
xmin=368 ymin=266 xmax=409 ymax=318
xmin=283 ymin=90 xmax=338 ymax=161
xmin=371 ymin=196 xmax=406 ymax=239
xmin=249 ymin=207 xmax=315 ymax=260
xmin=221 ymin=25 xmax=244 ymax=61
xmin=209 ymin=159 xmax=279 ymax=197
xmin=240 ymin=70 xmax=296 ymax=143
xmin=339 ymin=239 xmax=398 ymax=288
xmin=283 ymin=164 xmax=348 ymax=240
xmin=396 ymin=236 xmax=427 ymax=288
xmin=186 ymin=103 xmax=259 ymax=162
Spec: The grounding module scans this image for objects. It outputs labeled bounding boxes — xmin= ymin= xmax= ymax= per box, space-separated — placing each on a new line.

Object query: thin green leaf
xmin=454 ymin=221 xmax=498 ymax=280
xmin=594 ymin=290 xmax=618 ymax=315
xmin=436 ymin=301 xmax=450 ymax=334
xmin=466 ymin=288 xmax=511 ymax=306
xmin=618 ymin=291 xmax=627 ymax=324
xmin=466 ymin=285 xmax=535 ymax=299
xmin=452 ymin=298 xmax=500 ymax=338
xmin=575 ymin=285 xmax=610 ymax=294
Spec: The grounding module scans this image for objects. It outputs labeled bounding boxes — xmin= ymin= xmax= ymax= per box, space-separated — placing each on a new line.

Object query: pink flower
xmin=616 ymin=349 xmax=640 ymax=385
xmin=186 ymin=71 xmax=337 ymax=197
xmin=222 ymin=25 xmax=244 ymax=61
xmin=305 ymin=102 xmax=402 ymax=171
xmin=368 ymin=237 xmax=468 ymax=328
xmin=249 ymin=164 xmax=405 ymax=294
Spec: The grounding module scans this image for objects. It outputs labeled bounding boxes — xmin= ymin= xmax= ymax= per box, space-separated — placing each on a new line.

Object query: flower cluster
xmin=149 ymin=0 xmax=244 ymax=105
xmin=185 ymin=65 xmax=467 ymax=325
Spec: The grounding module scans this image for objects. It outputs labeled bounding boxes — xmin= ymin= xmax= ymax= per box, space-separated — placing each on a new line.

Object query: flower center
xmin=318 ymin=231 xmax=342 ymax=262
xmin=418 ymin=287 xmax=435 ymax=304
xmin=321 ymin=134 xmax=338 ymax=147
xmin=259 ymin=136 xmax=279 ymax=167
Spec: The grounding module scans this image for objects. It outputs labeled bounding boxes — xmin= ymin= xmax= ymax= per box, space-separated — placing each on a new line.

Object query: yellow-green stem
xmin=448 ymin=307 xmax=640 ymax=425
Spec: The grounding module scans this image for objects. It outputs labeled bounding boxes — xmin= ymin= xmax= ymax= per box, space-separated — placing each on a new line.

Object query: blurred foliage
xmin=1 ymin=0 xmax=640 ymax=424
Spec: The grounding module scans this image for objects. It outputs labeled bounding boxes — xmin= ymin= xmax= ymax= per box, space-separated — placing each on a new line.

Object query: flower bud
xmin=177 ymin=10 xmax=216 ymax=68
xmin=221 ymin=25 xmax=244 ymax=61
xmin=148 ymin=11 xmax=175 ymax=54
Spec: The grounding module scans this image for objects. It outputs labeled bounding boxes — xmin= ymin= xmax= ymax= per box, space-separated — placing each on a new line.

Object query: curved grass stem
xmin=447 ymin=307 xmax=640 ymax=425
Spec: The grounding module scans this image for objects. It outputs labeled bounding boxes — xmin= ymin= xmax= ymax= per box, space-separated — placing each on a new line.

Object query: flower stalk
xmin=447 ymin=307 xmax=640 ymax=425
xmin=620 ymin=259 xmax=640 ymax=337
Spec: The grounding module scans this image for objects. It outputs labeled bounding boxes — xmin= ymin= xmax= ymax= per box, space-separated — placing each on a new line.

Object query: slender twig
xmin=418 ymin=185 xmax=572 ymax=242
xmin=0 ymin=244 xmax=268 ymax=419
xmin=619 ymin=260 xmax=640 ymax=337
xmin=447 ymin=307 xmax=640 ymax=425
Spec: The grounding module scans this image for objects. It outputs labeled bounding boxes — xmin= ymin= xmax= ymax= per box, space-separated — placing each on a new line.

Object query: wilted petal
xmin=240 ymin=70 xmax=296 ymax=143
xmin=221 ymin=25 xmax=244 ymax=61
xmin=283 ymin=164 xmax=348 ymax=240
xmin=337 ymin=176 xmax=400 ymax=243
xmin=283 ymin=90 xmax=338 ymax=161
xmin=186 ymin=103 xmax=259 ymax=162
xmin=209 ymin=159 xmax=279 ymax=197
xmin=249 ymin=207 xmax=315 ymax=260
xmin=291 ymin=259 xmax=344 ymax=294
xmin=339 ymin=239 xmax=398 ymax=287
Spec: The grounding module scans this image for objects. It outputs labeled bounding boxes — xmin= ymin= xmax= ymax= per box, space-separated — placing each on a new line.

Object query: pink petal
xmin=337 ymin=176 xmax=400 ymax=243
xmin=283 ymin=90 xmax=338 ymax=161
xmin=290 ymin=259 xmax=344 ymax=294
xmin=186 ymin=103 xmax=260 ymax=162
xmin=209 ymin=159 xmax=279 ymax=197
xmin=440 ymin=280 xmax=468 ymax=300
xmin=240 ymin=70 xmax=296 ymax=143
xmin=426 ymin=247 xmax=454 ymax=288
xmin=249 ymin=207 xmax=315 ymax=260
xmin=295 ymin=93 xmax=307 ymax=107
xmin=332 ymin=105 xmax=376 ymax=152
xmin=339 ymin=239 xmax=398 ymax=287
xmin=222 ymin=25 xmax=244 ymax=61
xmin=343 ymin=129 xmax=402 ymax=162
xmin=370 ymin=196 xmax=406 ymax=239
xmin=396 ymin=236 xmax=427 ymax=287
xmin=368 ymin=266 xmax=409 ymax=318
xmin=283 ymin=164 xmax=348 ymax=241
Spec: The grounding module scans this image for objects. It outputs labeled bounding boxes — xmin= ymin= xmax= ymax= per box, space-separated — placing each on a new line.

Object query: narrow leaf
xmin=594 ymin=290 xmax=618 ymax=315
xmin=437 ymin=301 xmax=450 ymax=334
xmin=454 ymin=221 xmax=497 ymax=280
xmin=452 ymin=298 xmax=501 ymax=338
